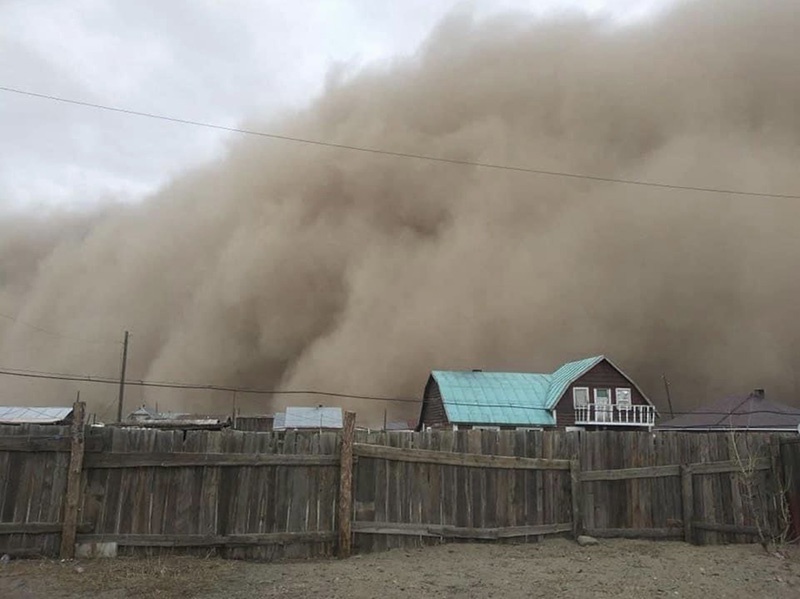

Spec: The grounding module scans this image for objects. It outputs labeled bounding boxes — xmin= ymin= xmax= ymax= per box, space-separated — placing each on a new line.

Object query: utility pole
xmin=231 ymin=390 xmax=238 ymax=428
xmin=117 ymin=330 xmax=129 ymax=423
xmin=662 ymin=373 xmax=675 ymax=419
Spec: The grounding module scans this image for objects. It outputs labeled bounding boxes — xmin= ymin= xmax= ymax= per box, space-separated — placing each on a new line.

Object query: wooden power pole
xmin=116 ymin=330 xmax=129 ymax=423
xmin=662 ymin=373 xmax=675 ymax=419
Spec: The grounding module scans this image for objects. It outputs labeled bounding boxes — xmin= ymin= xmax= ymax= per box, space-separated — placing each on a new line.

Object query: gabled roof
xmin=429 ymin=355 xmax=644 ymax=427
xmin=431 ymin=370 xmax=554 ymax=426
xmin=546 ymin=356 xmax=605 ymax=406
xmin=129 ymin=405 xmax=160 ymax=419
xmin=657 ymin=391 xmax=800 ymax=431
xmin=0 ymin=406 xmax=73 ymax=424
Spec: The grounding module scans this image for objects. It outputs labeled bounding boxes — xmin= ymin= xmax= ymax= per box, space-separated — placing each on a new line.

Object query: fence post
xmin=60 ymin=400 xmax=86 ymax=559
xmin=680 ymin=464 xmax=693 ymax=544
xmin=570 ymin=459 xmax=582 ymax=538
xmin=770 ymin=435 xmax=786 ymax=539
xmin=338 ymin=411 xmax=356 ymax=558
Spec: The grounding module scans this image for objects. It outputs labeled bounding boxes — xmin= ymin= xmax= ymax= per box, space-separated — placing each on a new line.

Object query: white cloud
xmin=0 ymin=0 xmax=670 ymax=210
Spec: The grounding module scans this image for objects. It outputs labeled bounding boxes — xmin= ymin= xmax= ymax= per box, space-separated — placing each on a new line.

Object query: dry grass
xmin=2 ymin=555 xmax=239 ymax=598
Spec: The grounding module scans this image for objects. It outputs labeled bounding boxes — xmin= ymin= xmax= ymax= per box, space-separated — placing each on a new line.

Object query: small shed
xmin=385 ymin=419 xmax=416 ymax=432
xmin=274 ymin=407 xmax=343 ymax=431
xmin=657 ymin=389 xmax=800 ymax=432
xmin=0 ymin=406 xmax=74 ymax=425
xmin=122 ymin=405 xmax=227 ymax=430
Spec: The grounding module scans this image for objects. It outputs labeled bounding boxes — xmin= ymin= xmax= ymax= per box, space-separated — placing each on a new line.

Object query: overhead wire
xmin=0 ymin=311 xmax=121 ymax=346
xmin=2 ymin=85 xmax=800 ymax=200
xmin=0 ymin=365 xmax=798 ymax=421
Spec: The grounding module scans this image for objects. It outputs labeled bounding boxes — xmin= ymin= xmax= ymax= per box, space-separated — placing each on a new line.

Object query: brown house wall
xmin=417 ymin=378 xmax=450 ymax=430
xmin=553 ymin=360 xmax=650 ymax=427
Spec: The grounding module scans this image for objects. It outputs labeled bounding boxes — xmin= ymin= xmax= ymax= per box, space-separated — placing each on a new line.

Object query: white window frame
xmin=594 ymin=388 xmax=612 ymax=422
xmin=594 ymin=388 xmax=611 ymax=404
xmin=615 ymin=387 xmax=632 ymax=410
xmin=573 ymin=387 xmax=590 ymax=408
xmin=473 ymin=425 xmax=501 ymax=431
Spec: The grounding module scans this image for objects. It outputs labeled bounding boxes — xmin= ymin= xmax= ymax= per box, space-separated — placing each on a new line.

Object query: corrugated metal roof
xmin=431 ymin=356 xmax=605 ymax=426
xmin=273 ymin=412 xmax=286 ymax=430
xmin=284 ymin=406 xmax=343 ymax=429
xmin=546 ymin=356 xmax=605 ymax=406
xmin=0 ymin=406 xmax=73 ymax=424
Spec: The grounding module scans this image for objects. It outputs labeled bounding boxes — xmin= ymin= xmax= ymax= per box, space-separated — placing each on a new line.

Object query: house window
xmin=595 ymin=388 xmax=612 ymax=422
xmin=573 ymin=387 xmax=589 ymax=408
xmin=473 ymin=425 xmax=500 ymax=431
xmin=594 ymin=388 xmax=611 ymax=404
xmin=616 ymin=388 xmax=632 ymax=409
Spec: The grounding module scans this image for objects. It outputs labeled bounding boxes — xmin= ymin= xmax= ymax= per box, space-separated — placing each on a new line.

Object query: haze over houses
xmin=657 ymin=389 xmax=800 ymax=432
xmin=4 ymin=355 xmax=800 ymax=435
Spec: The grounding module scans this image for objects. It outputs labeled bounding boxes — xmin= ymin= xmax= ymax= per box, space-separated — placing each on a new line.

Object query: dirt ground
xmin=1 ymin=539 xmax=799 ymax=599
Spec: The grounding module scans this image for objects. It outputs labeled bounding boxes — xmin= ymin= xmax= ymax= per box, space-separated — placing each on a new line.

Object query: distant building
xmin=128 ymin=405 xmax=160 ymax=422
xmin=385 ymin=419 xmax=416 ymax=432
xmin=273 ymin=406 xmax=343 ymax=431
xmin=233 ymin=415 xmax=275 ymax=432
xmin=0 ymin=406 xmax=74 ymax=425
xmin=417 ymin=355 xmax=658 ymax=431
xmin=657 ymin=389 xmax=800 ymax=432
xmin=122 ymin=405 xmax=226 ymax=430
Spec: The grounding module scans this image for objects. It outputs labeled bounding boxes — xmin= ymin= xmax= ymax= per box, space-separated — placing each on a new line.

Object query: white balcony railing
xmin=574 ymin=403 xmax=656 ymax=427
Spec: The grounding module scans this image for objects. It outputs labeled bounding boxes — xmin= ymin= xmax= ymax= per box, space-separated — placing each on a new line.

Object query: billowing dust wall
xmin=2 ymin=1 xmax=800 ymax=422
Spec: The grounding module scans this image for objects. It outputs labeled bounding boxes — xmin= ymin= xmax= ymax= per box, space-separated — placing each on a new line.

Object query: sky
xmin=0 ymin=0 xmax=669 ymax=212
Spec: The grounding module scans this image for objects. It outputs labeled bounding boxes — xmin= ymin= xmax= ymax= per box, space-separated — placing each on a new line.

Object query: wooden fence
xmin=0 ymin=403 xmax=795 ymax=560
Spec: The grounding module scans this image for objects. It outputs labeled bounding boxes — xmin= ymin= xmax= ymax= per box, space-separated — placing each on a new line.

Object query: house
xmin=128 ymin=405 xmax=160 ymax=422
xmin=656 ymin=389 xmax=800 ymax=432
xmin=122 ymin=405 xmax=227 ymax=430
xmin=0 ymin=406 xmax=74 ymax=425
xmin=273 ymin=406 xmax=343 ymax=431
xmin=416 ymin=355 xmax=657 ymax=431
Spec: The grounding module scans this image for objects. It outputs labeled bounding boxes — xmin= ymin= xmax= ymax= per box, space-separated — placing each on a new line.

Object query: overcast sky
xmin=0 ymin=0 xmax=670 ymax=212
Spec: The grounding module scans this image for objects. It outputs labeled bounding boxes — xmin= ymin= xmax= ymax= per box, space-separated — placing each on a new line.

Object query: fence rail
xmin=0 ymin=404 xmax=795 ymax=560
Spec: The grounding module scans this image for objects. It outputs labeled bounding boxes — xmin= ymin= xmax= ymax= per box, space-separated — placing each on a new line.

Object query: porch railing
xmin=574 ymin=403 xmax=656 ymax=426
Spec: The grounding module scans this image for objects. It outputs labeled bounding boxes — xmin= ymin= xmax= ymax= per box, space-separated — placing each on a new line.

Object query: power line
xmin=1 ymin=365 xmax=799 ymax=420
xmin=0 ymin=311 xmax=121 ymax=346
xmin=0 ymin=366 xmax=420 ymax=403
xmin=2 ymin=85 xmax=800 ymax=200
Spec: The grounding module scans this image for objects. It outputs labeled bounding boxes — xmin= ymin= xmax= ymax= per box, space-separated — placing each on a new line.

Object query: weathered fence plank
xmin=585 ymin=527 xmax=683 ymax=539
xmin=352 ymin=520 xmax=571 ymax=539
xmin=580 ymin=464 xmax=680 ymax=482
xmin=338 ymin=411 xmax=356 ymax=558
xmin=570 ymin=460 xmax=582 ymax=537
xmin=353 ymin=443 xmax=570 ymax=470
xmin=59 ymin=401 xmax=86 ymax=558
xmin=77 ymin=531 xmax=336 ymax=547
xmin=84 ymin=452 xmax=339 ymax=469
xmin=681 ymin=465 xmax=694 ymax=543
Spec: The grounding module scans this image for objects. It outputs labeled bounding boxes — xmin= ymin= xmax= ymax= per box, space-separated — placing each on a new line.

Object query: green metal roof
xmin=431 ymin=356 xmax=605 ymax=426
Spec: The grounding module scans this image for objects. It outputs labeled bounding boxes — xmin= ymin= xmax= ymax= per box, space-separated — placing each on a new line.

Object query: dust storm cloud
xmin=2 ymin=0 xmax=800 ymax=422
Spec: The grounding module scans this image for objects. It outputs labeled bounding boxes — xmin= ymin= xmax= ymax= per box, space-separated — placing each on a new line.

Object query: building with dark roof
xmin=657 ymin=389 xmax=800 ymax=432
